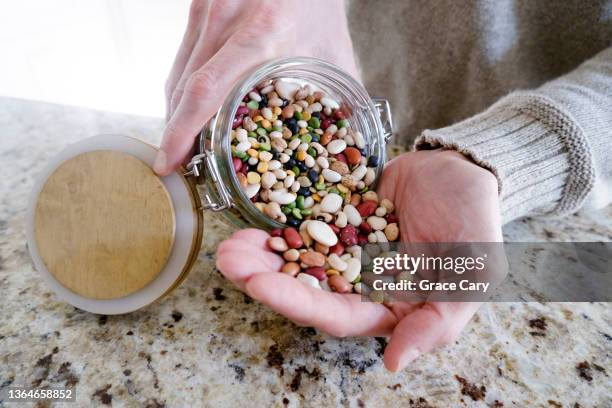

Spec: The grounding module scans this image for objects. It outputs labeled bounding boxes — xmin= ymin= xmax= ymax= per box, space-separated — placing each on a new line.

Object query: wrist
xmin=428 ymin=149 xmax=499 ymax=193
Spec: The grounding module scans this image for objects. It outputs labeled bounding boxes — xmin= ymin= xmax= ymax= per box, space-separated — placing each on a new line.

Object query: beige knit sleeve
xmin=414 ymin=47 xmax=612 ymax=224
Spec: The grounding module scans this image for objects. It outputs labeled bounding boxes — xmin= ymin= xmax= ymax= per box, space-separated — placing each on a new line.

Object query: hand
xmin=216 ymin=149 xmax=503 ymax=371
xmin=156 ymin=0 xmax=359 ymax=175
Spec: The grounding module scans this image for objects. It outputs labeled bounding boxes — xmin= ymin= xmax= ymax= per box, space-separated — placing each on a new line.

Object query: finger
xmin=375 ymin=156 xmax=402 ymax=202
xmin=383 ymin=302 xmax=480 ymax=372
xmin=246 ymin=272 xmax=398 ymax=337
xmin=229 ymin=228 xmax=272 ymax=251
xmin=217 ymin=239 xmax=283 ymax=270
xmin=216 ymin=244 xmax=283 ymax=290
xmin=165 ymin=0 xmax=209 ymax=121
xmin=168 ymin=1 xmax=247 ymax=118
xmin=155 ymin=38 xmax=263 ymax=175
xmin=168 ymin=29 xmax=217 ymax=118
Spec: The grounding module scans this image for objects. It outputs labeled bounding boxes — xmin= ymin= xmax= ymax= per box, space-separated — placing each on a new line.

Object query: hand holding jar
xmin=157 ymin=0 xmax=359 ymax=175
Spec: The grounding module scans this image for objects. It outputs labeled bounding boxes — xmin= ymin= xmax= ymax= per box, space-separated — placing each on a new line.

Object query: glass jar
xmin=186 ymin=57 xmax=393 ymax=229
xmin=26 ymin=57 xmax=393 ymax=314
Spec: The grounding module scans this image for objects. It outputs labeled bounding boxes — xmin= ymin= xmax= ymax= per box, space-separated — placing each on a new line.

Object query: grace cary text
xmin=372 ymin=279 xmax=490 ymax=293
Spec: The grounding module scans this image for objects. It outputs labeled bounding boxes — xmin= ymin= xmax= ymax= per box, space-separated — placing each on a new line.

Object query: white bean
xmin=322 ymin=169 xmax=341 ymax=183
xmin=327 ymin=140 xmax=347 ymax=154
xmin=297 ymin=273 xmax=321 ymax=289
xmin=343 ymin=205 xmax=362 ymax=226
xmin=317 ymin=156 xmax=329 ymax=169
xmin=352 ymin=165 xmax=367 ymax=180
xmin=343 ymin=258 xmax=361 ymax=283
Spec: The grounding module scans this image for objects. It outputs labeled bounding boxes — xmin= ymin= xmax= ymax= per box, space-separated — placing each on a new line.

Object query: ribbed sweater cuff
xmin=414 ymin=93 xmax=595 ymax=223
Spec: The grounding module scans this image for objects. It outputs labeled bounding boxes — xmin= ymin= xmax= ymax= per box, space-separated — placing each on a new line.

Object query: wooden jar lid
xmin=34 ymin=151 xmax=176 ymax=300
xmin=27 ymin=135 xmax=203 ymax=314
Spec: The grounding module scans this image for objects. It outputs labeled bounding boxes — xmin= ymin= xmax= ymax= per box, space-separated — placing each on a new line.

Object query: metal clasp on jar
xmin=372 ymin=97 xmax=394 ymax=142
xmin=184 ymin=126 xmax=233 ymax=212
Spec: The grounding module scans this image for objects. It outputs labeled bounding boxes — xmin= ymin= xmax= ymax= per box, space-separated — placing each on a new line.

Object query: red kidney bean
xmin=359 ymin=221 xmax=372 ymax=234
xmin=340 ymin=225 xmax=358 ymax=247
xmin=358 ymin=234 xmax=368 ymax=246
xmin=333 ymin=110 xmax=345 ymax=120
xmin=335 ymin=153 xmax=347 ymax=164
xmin=357 ymin=200 xmax=377 ymax=217
xmin=304 ymin=267 xmax=326 ymax=281
xmin=321 ymin=118 xmax=332 ymax=130
xmin=232 ymin=116 xmax=243 ymax=129
xmin=232 ymin=157 xmax=243 ymax=172
xmin=236 ymin=105 xmax=249 ymax=116
xmin=283 ymin=228 xmax=303 ymax=249
xmin=328 ymin=223 xmax=340 ymax=234
xmin=386 ymin=214 xmax=398 ymax=224
xmin=330 ymin=242 xmax=345 ymax=256
xmin=239 ymin=165 xmax=248 ymax=175
xmin=270 ymin=228 xmax=283 ymax=237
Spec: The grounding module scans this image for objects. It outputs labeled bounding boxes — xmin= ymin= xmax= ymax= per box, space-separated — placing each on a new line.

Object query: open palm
xmin=216 ymin=149 xmax=502 ymax=371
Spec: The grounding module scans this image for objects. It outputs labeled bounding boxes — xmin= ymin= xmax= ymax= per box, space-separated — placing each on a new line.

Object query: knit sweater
xmin=348 ymin=0 xmax=612 ymax=223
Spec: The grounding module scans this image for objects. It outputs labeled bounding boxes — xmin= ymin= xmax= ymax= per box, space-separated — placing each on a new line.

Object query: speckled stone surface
xmin=0 ymin=98 xmax=610 ymax=407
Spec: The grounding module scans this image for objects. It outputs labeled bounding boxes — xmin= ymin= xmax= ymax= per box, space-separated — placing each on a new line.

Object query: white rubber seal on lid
xmin=26 ymin=135 xmax=198 ymax=314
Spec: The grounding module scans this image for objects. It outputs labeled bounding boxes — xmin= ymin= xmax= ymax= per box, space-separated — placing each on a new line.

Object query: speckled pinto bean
xmin=233 ymin=79 xmax=401 ymax=295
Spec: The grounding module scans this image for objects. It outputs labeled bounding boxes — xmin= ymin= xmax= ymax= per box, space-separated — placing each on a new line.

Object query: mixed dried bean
xmin=230 ymin=79 xmax=400 ymax=293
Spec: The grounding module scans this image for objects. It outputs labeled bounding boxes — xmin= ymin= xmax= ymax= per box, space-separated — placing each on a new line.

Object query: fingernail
xmin=398 ymin=348 xmax=420 ymax=370
xmin=153 ymin=150 xmax=167 ymax=175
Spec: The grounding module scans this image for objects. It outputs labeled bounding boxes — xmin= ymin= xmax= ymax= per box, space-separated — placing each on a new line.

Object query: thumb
xmin=383 ymin=302 xmax=480 ymax=372
xmin=155 ymin=41 xmax=262 ymax=175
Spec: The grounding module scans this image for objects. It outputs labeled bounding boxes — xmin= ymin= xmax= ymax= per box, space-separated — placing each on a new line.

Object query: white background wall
xmin=0 ymin=0 xmax=191 ymax=117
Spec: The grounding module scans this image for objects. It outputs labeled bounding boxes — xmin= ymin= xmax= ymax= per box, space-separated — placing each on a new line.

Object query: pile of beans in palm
xmin=231 ymin=79 xmax=400 ymax=292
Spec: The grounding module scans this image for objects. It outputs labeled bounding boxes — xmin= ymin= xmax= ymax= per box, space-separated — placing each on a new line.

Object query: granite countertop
xmin=0 ymin=97 xmax=610 ymax=407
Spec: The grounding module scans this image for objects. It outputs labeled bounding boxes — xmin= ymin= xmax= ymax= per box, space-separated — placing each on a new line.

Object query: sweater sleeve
xmin=414 ymin=47 xmax=612 ymax=224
